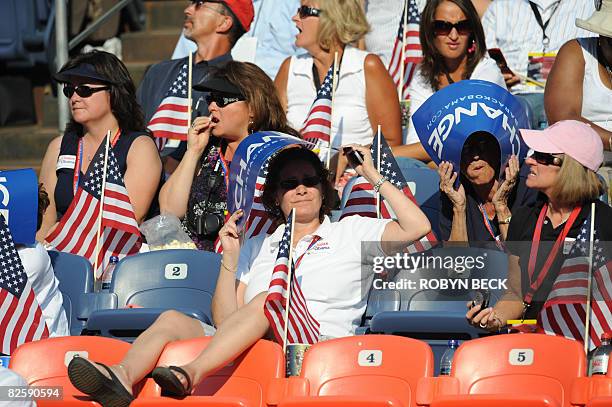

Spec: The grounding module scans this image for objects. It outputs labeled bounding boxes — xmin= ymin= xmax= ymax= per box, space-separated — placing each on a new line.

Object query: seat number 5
xmin=509 ymin=349 xmax=534 ymax=365
xmin=164 ymin=263 xmax=188 ymax=279
xmin=358 ymin=350 xmax=382 ymax=366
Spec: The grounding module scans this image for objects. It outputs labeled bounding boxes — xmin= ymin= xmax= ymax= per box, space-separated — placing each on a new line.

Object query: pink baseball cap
xmin=520 ymin=120 xmax=603 ymax=171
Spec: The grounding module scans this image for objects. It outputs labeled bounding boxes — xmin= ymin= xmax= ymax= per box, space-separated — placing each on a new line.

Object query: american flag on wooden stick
xmin=147 ymin=63 xmax=190 ymax=151
xmin=301 ymin=64 xmax=335 ymax=161
xmin=46 ymin=142 xmax=142 ymax=277
xmin=540 ymin=214 xmax=612 ymax=350
xmin=340 ymin=133 xmax=437 ymax=253
xmin=388 ymin=0 xmax=422 ymax=100
xmin=264 ymin=210 xmax=320 ymax=348
xmin=0 ymin=215 xmax=49 ymax=354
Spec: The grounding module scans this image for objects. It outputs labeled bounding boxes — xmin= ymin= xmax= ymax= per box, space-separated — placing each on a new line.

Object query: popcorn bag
xmin=140 ymin=214 xmax=197 ymax=250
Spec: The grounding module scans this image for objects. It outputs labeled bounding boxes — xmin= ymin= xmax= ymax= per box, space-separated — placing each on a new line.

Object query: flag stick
xmin=326 ymin=52 xmax=339 ymax=171
xmin=376 ymin=125 xmax=382 ymax=219
xmin=282 ymin=210 xmax=297 ymax=354
xmin=398 ymin=0 xmax=408 ymax=99
xmin=187 ymin=52 xmax=193 ymax=130
xmin=583 ymin=202 xmax=596 ymax=354
xmin=93 ymin=130 xmax=111 ymax=282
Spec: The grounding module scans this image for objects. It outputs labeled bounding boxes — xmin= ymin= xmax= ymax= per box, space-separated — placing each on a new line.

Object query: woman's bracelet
xmin=220 ymin=261 xmax=237 ymax=274
xmin=372 ymin=176 xmax=388 ymax=193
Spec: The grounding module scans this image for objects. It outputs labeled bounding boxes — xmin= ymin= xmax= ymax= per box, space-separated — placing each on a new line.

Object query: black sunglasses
xmin=63 ymin=84 xmax=110 ymax=98
xmin=205 ymin=93 xmax=246 ymax=107
xmin=279 ymin=175 xmax=321 ymax=190
xmin=297 ymin=5 xmax=321 ymax=18
xmin=531 ymin=151 xmax=563 ymax=166
xmin=433 ymin=19 xmax=472 ymax=36
xmin=461 ymin=139 xmax=494 ymax=158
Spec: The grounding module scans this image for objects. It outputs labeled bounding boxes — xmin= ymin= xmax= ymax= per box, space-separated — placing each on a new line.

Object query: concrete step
xmin=145 ymin=0 xmax=186 ymax=31
xmin=122 ymin=29 xmax=181 ymax=63
xmin=0 ymin=125 xmax=59 ymax=165
xmin=1 ymin=159 xmax=42 ymax=174
xmin=126 ymin=61 xmax=154 ymax=88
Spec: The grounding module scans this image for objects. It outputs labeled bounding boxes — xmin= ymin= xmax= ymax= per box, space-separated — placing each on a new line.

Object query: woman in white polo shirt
xmin=67 ymin=146 xmax=430 ymax=403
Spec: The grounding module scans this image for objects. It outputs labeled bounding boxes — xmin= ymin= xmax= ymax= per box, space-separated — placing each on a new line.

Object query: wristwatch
xmin=498 ymin=216 xmax=512 ymax=225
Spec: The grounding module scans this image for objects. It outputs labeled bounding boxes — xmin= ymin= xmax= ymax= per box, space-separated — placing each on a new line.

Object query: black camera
xmin=193 ymin=212 xmax=225 ymax=237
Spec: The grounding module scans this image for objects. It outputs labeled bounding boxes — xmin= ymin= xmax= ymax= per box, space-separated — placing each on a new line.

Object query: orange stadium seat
xmin=270 ymin=335 xmax=434 ymax=407
xmin=9 ymin=336 xmax=131 ymax=406
xmin=416 ymin=333 xmax=587 ymax=407
xmin=571 ymin=357 xmax=612 ymax=407
xmin=133 ymin=337 xmax=284 ymax=406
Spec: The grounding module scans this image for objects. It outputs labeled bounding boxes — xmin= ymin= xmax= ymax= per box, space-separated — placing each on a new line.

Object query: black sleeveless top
xmin=55 ymin=130 xmax=162 ymax=220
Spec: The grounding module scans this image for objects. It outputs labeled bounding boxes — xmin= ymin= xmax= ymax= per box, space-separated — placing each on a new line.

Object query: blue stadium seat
xmin=48 ymin=250 xmax=118 ymax=336
xmin=400 ymin=167 xmax=441 ymax=237
xmin=84 ymin=250 xmax=221 ymax=340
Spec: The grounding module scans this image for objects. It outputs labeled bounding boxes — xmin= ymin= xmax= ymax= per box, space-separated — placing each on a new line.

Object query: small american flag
xmin=540 ymin=215 xmax=612 ymax=350
xmin=0 ymin=216 xmax=49 ymax=354
xmin=147 ymin=63 xmax=190 ymax=151
xmin=264 ymin=210 xmax=320 ymax=348
xmin=340 ymin=133 xmax=437 ymax=253
xmin=301 ymin=64 xmax=335 ymax=161
xmin=388 ymin=0 xmax=422 ymax=100
xmin=46 ymin=142 xmax=142 ymax=277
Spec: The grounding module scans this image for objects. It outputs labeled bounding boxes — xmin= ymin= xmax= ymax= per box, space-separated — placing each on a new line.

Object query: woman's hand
xmin=492 ymin=155 xmax=519 ymax=210
xmin=218 ymin=209 xmax=243 ymax=261
xmin=438 ymin=161 xmax=466 ymax=210
xmin=342 ymin=144 xmax=378 ymax=181
xmin=187 ymin=116 xmax=213 ymax=155
xmin=466 ymin=302 xmax=504 ymax=332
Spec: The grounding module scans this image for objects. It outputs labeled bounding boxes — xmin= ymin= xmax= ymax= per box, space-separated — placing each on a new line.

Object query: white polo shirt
xmin=237 ymin=216 xmax=391 ymax=338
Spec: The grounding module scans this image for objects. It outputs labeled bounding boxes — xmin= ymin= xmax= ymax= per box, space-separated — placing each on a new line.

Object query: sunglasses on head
xmin=279 ymin=175 xmax=321 ymax=190
xmin=530 ymin=151 xmax=563 ymax=166
xmin=297 ymin=5 xmax=321 ymax=18
xmin=63 ymin=84 xmax=110 ymax=98
xmin=433 ymin=19 xmax=472 ymax=36
xmin=205 ymin=93 xmax=246 ymax=107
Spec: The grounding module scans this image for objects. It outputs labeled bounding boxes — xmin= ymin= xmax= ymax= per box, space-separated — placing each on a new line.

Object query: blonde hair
xmin=316 ymin=0 xmax=370 ymax=51
xmin=551 ymin=155 xmax=605 ymax=207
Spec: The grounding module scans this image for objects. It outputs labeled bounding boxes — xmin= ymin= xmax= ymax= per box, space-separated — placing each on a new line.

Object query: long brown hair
xmin=210 ymin=61 xmax=300 ymax=137
xmin=419 ymin=0 xmax=487 ymax=91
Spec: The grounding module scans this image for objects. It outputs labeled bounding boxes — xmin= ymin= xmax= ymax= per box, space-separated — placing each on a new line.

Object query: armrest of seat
xmin=369 ymin=311 xmax=486 ymax=338
xmin=430 ymin=394 xmax=558 ymax=407
xmin=131 ymin=396 xmax=250 ymax=406
xmin=416 ymin=376 xmax=459 ymax=406
xmin=571 ymin=376 xmax=612 ymax=406
xmin=278 ymin=395 xmax=403 ymax=407
xmin=266 ymin=377 xmax=309 ymax=406
xmin=589 ymin=396 xmax=612 ymax=407
xmin=75 ymin=292 xmax=118 ymax=320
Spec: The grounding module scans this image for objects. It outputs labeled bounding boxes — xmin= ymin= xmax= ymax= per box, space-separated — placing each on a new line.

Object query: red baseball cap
xmin=209 ymin=0 xmax=254 ymax=32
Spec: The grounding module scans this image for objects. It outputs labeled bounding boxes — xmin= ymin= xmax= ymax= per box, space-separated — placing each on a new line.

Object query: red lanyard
xmin=477 ymin=203 xmax=505 ymax=251
xmin=524 ymin=204 xmax=581 ymax=304
xmin=293 ymin=236 xmax=322 ymax=270
xmin=72 ymin=130 xmax=121 ymax=194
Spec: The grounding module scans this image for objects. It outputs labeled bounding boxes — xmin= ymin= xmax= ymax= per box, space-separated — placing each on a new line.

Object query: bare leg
xmin=165 ymin=292 xmax=270 ymax=389
xmin=84 ymin=310 xmax=206 ymax=394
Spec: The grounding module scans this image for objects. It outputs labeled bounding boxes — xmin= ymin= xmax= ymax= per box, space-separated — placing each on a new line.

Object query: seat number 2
xmin=358 ymin=350 xmax=382 ymax=366
xmin=164 ymin=263 xmax=188 ymax=279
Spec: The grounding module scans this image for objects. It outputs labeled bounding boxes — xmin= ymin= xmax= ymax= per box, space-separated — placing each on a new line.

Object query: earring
xmin=468 ymin=39 xmax=476 ymax=54
xmin=248 ymin=120 xmax=254 ymax=135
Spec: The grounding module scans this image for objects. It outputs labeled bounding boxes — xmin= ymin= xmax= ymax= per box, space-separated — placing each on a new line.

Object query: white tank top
xmin=579 ymin=37 xmax=612 ymax=132
xmin=286 ymin=46 xmax=374 ymax=149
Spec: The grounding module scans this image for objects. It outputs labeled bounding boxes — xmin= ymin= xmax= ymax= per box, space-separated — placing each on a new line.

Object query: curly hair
xmin=59 ymin=51 xmax=146 ymax=135
xmin=419 ymin=0 xmax=487 ymax=91
xmin=261 ymin=147 xmax=336 ymax=223
xmin=37 ymin=183 xmax=50 ymax=232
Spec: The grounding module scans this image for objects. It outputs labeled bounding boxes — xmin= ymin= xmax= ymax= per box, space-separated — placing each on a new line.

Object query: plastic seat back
xmin=109 ymin=249 xmax=221 ymax=323
xmin=9 ymin=336 xmax=131 ymax=402
xmin=451 ymin=334 xmax=586 ymax=406
xmin=141 ymin=337 xmax=284 ymax=405
xmin=400 ymin=168 xmax=440 ymax=237
xmin=299 ymin=335 xmax=434 ymax=406
xmin=48 ymin=250 xmax=94 ymax=335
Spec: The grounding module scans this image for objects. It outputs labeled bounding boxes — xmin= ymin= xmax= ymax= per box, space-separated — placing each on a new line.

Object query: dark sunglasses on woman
xmin=297 ymin=5 xmax=321 ymax=18
xmin=63 ymin=84 xmax=111 ymax=98
xmin=279 ymin=175 xmax=321 ymax=190
xmin=205 ymin=93 xmax=246 ymax=107
xmin=530 ymin=151 xmax=563 ymax=166
xmin=433 ymin=19 xmax=472 ymax=36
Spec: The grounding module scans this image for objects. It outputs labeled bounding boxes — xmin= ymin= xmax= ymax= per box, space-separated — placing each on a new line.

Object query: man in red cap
xmin=137 ymin=0 xmax=254 ymax=173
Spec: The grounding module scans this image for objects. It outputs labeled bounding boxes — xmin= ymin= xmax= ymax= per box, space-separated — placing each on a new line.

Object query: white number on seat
xmin=509 ymin=349 xmax=534 ymax=365
xmin=358 ymin=350 xmax=382 ymax=366
xmin=164 ymin=263 xmax=188 ymax=279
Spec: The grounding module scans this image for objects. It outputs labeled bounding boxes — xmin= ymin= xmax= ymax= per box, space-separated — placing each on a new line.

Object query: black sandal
xmin=151 ymin=365 xmax=193 ymax=397
xmin=67 ymin=357 xmax=134 ymax=407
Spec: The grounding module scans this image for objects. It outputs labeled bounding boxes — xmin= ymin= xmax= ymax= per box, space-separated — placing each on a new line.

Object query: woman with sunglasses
xmin=438 ymin=132 xmax=536 ymax=246
xmin=467 ymin=121 xmax=612 ymax=337
xmin=159 ymin=61 xmax=299 ymax=251
xmin=37 ymin=51 xmax=162 ymax=241
xmin=67 ymin=146 xmax=430 ymax=404
xmin=275 ymin=0 xmax=402 ymax=185
xmin=394 ymin=0 xmax=505 ymax=165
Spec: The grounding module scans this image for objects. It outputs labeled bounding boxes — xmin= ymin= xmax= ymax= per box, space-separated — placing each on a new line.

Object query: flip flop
xmin=67 ymin=356 xmax=134 ymax=407
xmin=151 ymin=365 xmax=193 ymax=397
